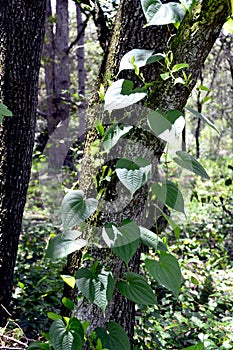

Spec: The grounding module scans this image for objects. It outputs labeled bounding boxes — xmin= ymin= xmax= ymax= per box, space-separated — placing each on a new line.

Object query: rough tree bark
xmin=62 ymin=0 xmax=229 ymax=347
xmin=0 ymin=0 xmax=46 ymax=326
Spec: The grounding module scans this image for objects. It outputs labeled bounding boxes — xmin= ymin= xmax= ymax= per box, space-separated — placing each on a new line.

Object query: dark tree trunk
xmin=62 ymin=0 xmax=229 ymax=347
xmin=0 ymin=0 xmax=46 ymax=326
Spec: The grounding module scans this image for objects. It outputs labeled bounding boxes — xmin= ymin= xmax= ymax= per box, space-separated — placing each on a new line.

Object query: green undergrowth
xmin=10 ymin=155 xmax=233 ymax=348
xmin=134 ymin=156 xmax=233 ymax=349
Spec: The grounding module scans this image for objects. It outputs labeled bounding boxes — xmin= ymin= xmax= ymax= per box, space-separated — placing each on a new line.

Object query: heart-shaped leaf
xmin=49 ymin=319 xmax=84 ymax=350
xmin=174 ymin=151 xmax=210 ymax=179
xmin=61 ymin=190 xmax=98 ymax=231
xmin=46 ymin=230 xmax=86 ymax=259
xmin=148 ymin=109 xmax=185 ymax=145
xmin=141 ymin=0 xmax=185 ymax=26
xmin=60 ymin=275 xmax=76 ymax=289
xmin=145 ymin=252 xmax=182 ymax=297
xmin=119 ymin=49 xmax=165 ymax=72
xmin=151 ymin=180 xmax=185 ymax=214
xmin=104 ymin=79 xmax=147 ymax=111
xmin=139 ymin=226 xmax=167 ymax=251
xmin=116 ymin=158 xmax=151 ymax=196
xmin=103 ymin=221 xmax=140 ymax=265
xmin=95 ymin=321 xmax=130 ymax=350
xmin=117 ymin=272 xmax=157 ymax=305
xmin=0 ymin=103 xmax=13 ymax=117
xmin=76 ymin=267 xmax=114 ymax=313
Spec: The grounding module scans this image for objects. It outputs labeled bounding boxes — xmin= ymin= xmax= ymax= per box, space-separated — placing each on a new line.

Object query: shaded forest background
xmin=0 ymin=0 xmax=232 ymax=349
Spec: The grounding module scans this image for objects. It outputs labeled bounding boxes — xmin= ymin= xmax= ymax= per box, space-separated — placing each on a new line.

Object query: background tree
xmin=0 ymin=0 xmax=46 ymax=326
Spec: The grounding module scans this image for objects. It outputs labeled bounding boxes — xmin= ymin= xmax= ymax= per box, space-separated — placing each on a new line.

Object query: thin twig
xmin=65 ymin=13 xmax=91 ymax=55
xmin=0 ymin=335 xmax=27 ymax=347
xmin=0 ymin=347 xmax=25 ymax=350
xmin=0 ymin=305 xmax=12 ymax=317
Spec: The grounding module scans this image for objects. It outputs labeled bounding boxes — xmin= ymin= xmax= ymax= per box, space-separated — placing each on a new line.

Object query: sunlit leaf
xmin=103 ymin=221 xmax=140 ymax=265
xmin=115 ymin=158 xmax=151 ymax=196
xmin=61 ymin=190 xmax=98 ymax=231
xmin=60 ymin=275 xmax=76 ymax=289
xmin=46 ymin=230 xmax=86 ymax=259
xmin=141 ymin=0 xmax=185 ymax=25
xmin=104 ymin=79 xmax=147 ymax=111
xmin=119 ymin=49 xmax=164 ymax=72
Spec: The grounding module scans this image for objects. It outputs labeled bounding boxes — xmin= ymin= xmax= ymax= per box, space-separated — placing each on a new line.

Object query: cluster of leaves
xmin=12 ymin=221 xmax=64 ymax=338
xmin=133 ymin=157 xmax=233 ymax=349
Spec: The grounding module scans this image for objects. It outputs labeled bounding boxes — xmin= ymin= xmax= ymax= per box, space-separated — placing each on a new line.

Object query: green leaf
xmin=95 ymin=321 xmax=130 ymax=350
xmin=103 ymin=124 xmax=133 ymax=151
xmin=160 ymin=71 xmax=171 ymax=80
xmin=95 ymin=119 xmax=105 ymax=136
xmin=0 ymin=103 xmax=13 ymax=118
xmin=223 ymin=17 xmax=233 ymax=35
xmin=47 ymin=312 xmax=63 ymax=321
xmin=151 ymin=180 xmax=185 ymax=214
xmin=185 ymin=106 xmax=219 ymax=134
xmin=45 ymin=230 xmax=86 ymax=259
xmin=179 ymin=0 xmax=197 ymax=11
xmin=103 ymin=220 xmax=141 ymax=247
xmin=49 ymin=319 xmax=84 ymax=350
xmin=141 ymin=0 xmax=185 ymax=26
xmin=119 ymin=49 xmax=165 ymax=72
xmin=117 ymin=272 xmax=157 ymax=305
xmin=171 ymin=63 xmax=189 ymax=73
xmin=121 ymin=79 xmax=147 ymax=95
xmin=147 ymin=110 xmax=172 ymax=136
xmin=76 ymin=267 xmax=114 ymax=313
xmin=104 ymin=79 xmax=147 ymax=111
xmin=103 ymin=221 xmax=140 ymax=265
xmin=61 ymin=190 xmax=98 ymax=231
xmin=174 ymin=151 xmax=210 ymax=179
xmin=115 ymin=158 xmax=151 ymax=196
xmin=62 ymin=297 xmax=75 ymax=311
xmin=60 ymin=275 xmax=76 ymax=289
xmin=182 ymin=342 xmax=204 ymax=350
xmin=28 ymin=342 xmax=50 ymax=350
xmin=145 ymin=252 xmax=182 ymax=297
xmin=139 ymin=226 xmax=167 ymax=250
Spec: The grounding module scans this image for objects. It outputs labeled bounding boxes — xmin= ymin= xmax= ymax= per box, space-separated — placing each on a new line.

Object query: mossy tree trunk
xmin=62 ymin=0 xmax=229 ymax=347
xmin=0 ymin=0 xmax=46 ymax=326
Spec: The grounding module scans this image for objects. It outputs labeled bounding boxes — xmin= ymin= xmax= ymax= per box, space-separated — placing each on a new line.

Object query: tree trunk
xmin=43 ymin=0 xmax=56 ymax=133
xmin=76 ymin=1 xmax=86 ymax=137
xmin=46 ymin=0 xmax=70 ymax=169
xmin=0 ymin=0 xmax=46 ymax=326
xmin=62 ymin=0 xmax=229 ymax=347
